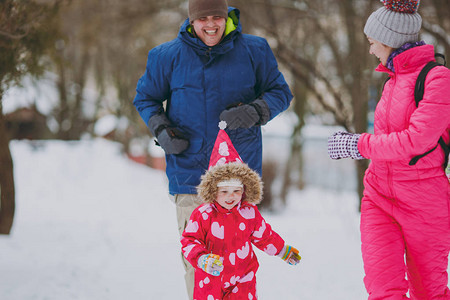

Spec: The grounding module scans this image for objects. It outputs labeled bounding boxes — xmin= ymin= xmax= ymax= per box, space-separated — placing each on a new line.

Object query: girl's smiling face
xmin=192 ymin=16 xmax=226 ymax=47
xmin=216 ymin=186 xmax=243 ymax=210
xmin=367 ymin=37 xmax=394 ymax=66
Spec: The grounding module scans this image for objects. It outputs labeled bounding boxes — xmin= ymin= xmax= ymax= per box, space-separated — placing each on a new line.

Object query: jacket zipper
xmin=386 ymin=75 xmax=396 ymax=200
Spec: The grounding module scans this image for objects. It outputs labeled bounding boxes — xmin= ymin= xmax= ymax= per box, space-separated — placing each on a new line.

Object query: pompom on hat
xmin=197 ymin=121 xmax=263 ymax=204
xmin=364 ymin=0 xmax=422 ymax=48
xmin=188 ymin=0 xmax=228 ymax=22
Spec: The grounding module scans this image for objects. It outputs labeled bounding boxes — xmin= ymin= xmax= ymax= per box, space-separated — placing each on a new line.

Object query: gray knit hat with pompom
xmin=364 ymin=0 xmax=422 ymax=48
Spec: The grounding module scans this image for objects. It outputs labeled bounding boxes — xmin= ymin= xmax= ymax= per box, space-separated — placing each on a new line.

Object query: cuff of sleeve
xmin=252 ymin=98 xmax=271 ymax=125
xmin=197 ymin=255 xmax=205 ymax=269
xmin=357 ymin=133 xmax=370 ymax=159
xmin=148 ymin=112 xmax=171 ymax=137
xmin=276 ymin=245 xmax=286 ymax=258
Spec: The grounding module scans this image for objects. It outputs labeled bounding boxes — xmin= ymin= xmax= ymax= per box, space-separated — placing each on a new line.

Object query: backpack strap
xmin=435 ymin=52 xmax=447 ymax=66
xmin=438 ymin=137 xmax=450 ymax=168
xmin=408 ymin=143 xmax=439 ymax=166
xmin=410 ymin=137 xmax=450 ymax=168
xmin=409 ymin=58 xmax=450 ymax=167
xmin=413 ymin=61 xmax=441 ymax=107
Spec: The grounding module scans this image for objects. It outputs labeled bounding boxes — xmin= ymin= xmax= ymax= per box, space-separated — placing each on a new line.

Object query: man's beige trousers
xmin=172 ymin=194 xmax=203 ymax=300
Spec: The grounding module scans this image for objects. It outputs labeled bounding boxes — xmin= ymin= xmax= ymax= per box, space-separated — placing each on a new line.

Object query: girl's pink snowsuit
xmin=358 ymin=44 xmax=450 ymax=299
xmin=181 ymin=201 xmax=285 ymax=300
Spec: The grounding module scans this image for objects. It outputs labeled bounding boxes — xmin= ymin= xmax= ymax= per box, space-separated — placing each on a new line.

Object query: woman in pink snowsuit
xmin=181 ymin=161 xmax=300 ymax=300
xmin=328 ymin=0 xmax=450 ymax=299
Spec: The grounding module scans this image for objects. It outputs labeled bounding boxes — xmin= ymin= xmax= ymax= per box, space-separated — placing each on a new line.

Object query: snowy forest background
xmin=0 ymin=0 xmax=449 ymax=299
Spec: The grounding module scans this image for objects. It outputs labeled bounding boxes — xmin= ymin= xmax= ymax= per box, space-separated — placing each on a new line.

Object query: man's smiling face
xmin=192 ymin=15 xmax=226 ymax=47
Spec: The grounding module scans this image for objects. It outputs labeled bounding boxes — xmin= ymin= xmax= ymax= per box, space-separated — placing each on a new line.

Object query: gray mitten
xmin=148 ymin=113 xmax=189 ymax=155
xmin=328 ymin=131 xmax=364 ymax=160
xmin=219 ymin=98 xmax=270 ymax=130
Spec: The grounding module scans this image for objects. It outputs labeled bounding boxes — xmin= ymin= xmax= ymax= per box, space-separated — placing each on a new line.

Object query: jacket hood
xmin=197 ymin=162 xmax=263 ymax=204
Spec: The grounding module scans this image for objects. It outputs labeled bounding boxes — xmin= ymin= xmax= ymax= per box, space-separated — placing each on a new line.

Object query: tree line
xmin=1 ymin=0 xmax=448 ymax=234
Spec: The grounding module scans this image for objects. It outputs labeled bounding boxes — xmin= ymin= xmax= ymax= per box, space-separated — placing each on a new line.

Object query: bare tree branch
xmin=0 ymin=29 xmax=29 ymax=40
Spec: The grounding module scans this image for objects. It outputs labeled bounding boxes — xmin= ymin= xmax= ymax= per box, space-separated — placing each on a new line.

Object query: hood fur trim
xmin=197 ymin=163 xmax=263 ymax=204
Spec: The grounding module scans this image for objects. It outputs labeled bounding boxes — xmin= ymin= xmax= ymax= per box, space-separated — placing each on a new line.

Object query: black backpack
xmin=383 ymin=53 xmax=450 ymax=169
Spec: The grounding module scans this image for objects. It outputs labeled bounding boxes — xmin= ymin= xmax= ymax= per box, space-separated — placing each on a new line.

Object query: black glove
xmin=219 ymin=98 xmax=270 ymax=130
xmin=148 ymin=113 xmax=189 ymax=155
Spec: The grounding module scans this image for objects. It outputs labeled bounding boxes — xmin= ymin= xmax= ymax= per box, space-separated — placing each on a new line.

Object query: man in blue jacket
xmin=133 ymin=0 xmax=292 ymax=298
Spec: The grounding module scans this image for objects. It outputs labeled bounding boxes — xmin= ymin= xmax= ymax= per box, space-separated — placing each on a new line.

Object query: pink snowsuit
xmin=181 ymin=201 xmax=285 ymax=300
xmin=358 ymin=45 xmax=450 ymax=299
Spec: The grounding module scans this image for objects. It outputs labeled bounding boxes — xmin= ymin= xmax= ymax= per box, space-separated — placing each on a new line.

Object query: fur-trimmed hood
xmin=197 ymin=162 xmax=263 ymax=204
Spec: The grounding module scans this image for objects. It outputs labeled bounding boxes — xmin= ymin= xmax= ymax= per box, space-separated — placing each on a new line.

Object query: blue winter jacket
xmin=133 ymin=7 xmax=292 ymax=195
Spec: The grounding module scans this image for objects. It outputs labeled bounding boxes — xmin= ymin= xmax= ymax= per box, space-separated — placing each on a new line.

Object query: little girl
xmin=181 ymin=124 xmax=300 ymax=299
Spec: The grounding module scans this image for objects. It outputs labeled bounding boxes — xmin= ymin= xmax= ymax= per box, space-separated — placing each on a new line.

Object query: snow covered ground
xmin=0 ymin=138 xmax=368 ymax=299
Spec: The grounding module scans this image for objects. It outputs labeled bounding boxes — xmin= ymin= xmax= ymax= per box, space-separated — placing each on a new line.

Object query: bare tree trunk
xmin=0 ymin=96 xmax=15 ymax=234
xmin=422 ymin=0 xmax=450 ymax=60
xmin=280 ymin=74 xmax=307 ymax=204
xmin=55 ymin=54 xmax=70 ymax=140
xmin=341 ymin=0 xmax=371 ymax=208
xmin=52 ymin=30 xmax=90 ymax=141
xmin=69 ymin=49 xmax=89 ymax=140
xmin=261 ymin=159 xmax=277 ymax=210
